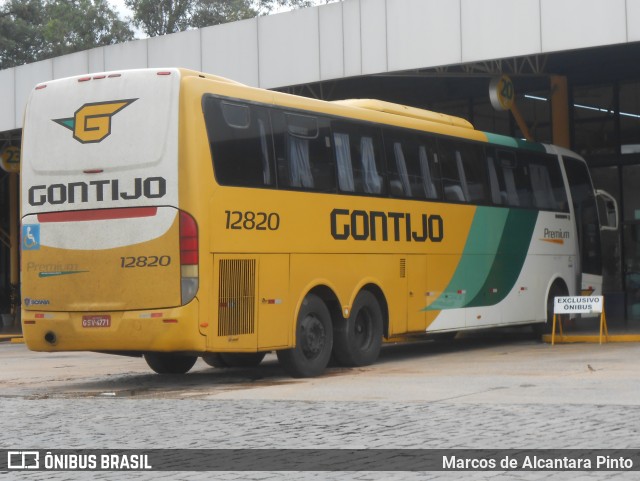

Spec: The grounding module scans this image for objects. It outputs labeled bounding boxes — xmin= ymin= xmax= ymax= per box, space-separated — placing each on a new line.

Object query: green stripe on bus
xmin=484 ymin=132 xmax=546 ymax=152
xmin=425 ymin=207 xmax=538 ymax=311
xmin=465 ymin=209 xmax=538 ymax=307
xmin=425 ymin=207 xmax=508 ymax=311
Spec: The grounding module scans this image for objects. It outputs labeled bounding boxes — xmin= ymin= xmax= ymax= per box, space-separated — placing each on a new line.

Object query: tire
xmin=144 ymin=353 xmax=197 ymax=374
xmin=333 ymin=290 xmax=383 ymax=367
xmin=277 ymin=293 xmax=333 ymax=378
xmin=202 ymin=353 xmax=229 ymax=368
xmin=533 ymin=282 xmax=567 ymax=336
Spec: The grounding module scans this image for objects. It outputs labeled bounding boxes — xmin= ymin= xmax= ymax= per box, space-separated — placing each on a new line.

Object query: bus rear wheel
xmin=144 ymin=353 xmax=197 ymax=374
xmin=333 ymin=290 xmax=383 ymax=367
xmin=277 ymin=293 xmax=333 ymax=378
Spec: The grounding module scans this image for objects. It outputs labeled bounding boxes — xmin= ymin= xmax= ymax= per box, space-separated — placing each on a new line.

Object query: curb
xmin=0 ymin=334 xmax=23 ymax=343
xmin=542 ymin=334 xmax=640 ymax=344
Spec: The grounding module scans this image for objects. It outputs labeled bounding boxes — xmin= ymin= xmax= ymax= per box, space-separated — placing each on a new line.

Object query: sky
xmin=109 ymin=0 xmax=130 ymax=19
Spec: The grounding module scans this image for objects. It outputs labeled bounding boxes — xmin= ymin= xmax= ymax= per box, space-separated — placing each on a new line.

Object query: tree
xmin=0 ymin=0 xmax=133 ymax=70
xmin=0 ymin=0 xmax=48 ymax=70
xmin=126 ymin=0 xmax=315 ymax=38
xmin=0 ymin=0 xmax=337 ymax=70
xmin=43 ymin=0 xmax=134 ymax=58
xmin=123 ymin=0 xmax=191 ymax=37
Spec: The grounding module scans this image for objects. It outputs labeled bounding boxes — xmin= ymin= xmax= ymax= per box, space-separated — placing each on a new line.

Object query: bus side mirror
xmin=595 ymin=189 xmax=618 ymax=231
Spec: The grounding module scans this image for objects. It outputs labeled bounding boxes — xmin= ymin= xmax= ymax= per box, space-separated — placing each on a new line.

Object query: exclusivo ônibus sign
xmin=554 ymin=296 xmax=604 ymax=314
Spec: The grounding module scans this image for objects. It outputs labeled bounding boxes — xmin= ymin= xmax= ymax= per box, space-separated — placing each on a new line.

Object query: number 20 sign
xmin=489 ymin=75 xmax=515 ymax=111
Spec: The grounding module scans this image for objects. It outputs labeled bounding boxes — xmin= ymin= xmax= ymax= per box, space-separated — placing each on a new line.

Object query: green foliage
xmin=191 ymin=0 xmax=256 ymax=30
xmin=0 ymin=0 xmax=48 ymax=69
xmin=0 ymin=0 xmax=134 ymax=70
xmin=43 ymin=0 xmax=133 ymax=58
xmin=126 ymin=0 xmax=315 ymax=37
xmin=124 ymin=0 xmax=192 ymax=37
xmin=1 ymin=0 xmax=329 ymax=70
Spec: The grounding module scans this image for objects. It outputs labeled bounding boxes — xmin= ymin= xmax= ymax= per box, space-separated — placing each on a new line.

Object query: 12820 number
xmin=120 ymin=256 xmax=171 ymax=268
xmin=225 ymin=210 xmax=280 ymax=231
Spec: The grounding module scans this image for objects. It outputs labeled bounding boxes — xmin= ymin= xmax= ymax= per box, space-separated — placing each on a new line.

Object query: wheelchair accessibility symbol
xmin=22 ymin=224 xmax=40 ymax=251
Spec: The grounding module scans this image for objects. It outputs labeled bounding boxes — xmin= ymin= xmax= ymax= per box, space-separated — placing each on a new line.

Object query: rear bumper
xmin=22 ymin=299 xmax=205 ymax=353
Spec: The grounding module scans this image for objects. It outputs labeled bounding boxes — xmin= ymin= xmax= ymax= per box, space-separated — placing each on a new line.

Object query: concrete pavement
xmin=1 ymin=332 xmax=640 ymax=480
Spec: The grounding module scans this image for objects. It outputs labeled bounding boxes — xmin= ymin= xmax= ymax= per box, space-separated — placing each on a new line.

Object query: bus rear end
xmin=20 ymin=69 xmax=203 ymax=357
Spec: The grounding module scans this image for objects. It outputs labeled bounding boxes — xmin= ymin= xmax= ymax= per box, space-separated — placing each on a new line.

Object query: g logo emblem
xmin=53 ymin=99 xmax=137 ymax=144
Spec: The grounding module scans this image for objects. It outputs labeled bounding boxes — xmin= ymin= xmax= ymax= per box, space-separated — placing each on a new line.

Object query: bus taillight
xmin=179 ymin=211 xmax=199 ymax=305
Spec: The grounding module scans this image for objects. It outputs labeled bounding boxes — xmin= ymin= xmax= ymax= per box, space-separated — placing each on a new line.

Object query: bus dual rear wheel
xmin=144 ymin=352 xmax=197 ymax=374
xmin=277 ymin=293 xmax=333 ymax=378
xmin=333 ymin=291 xmax=383 ymax=367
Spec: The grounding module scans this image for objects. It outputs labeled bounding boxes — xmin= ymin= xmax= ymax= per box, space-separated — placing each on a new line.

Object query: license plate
xmin=82 ymin=315 xmax=111 ymax=328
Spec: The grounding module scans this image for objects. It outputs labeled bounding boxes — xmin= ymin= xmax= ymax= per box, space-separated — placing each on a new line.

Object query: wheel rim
xmin=300 ymin=313 xmax=326 ymax=360
xmin=354 ymin=309 xmax=373 ymax=350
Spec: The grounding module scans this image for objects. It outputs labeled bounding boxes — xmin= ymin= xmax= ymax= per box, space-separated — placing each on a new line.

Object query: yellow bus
xmin=20 ymin=68 xmax=616 ymax=377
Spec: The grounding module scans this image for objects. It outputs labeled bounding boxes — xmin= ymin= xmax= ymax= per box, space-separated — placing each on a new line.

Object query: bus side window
xmin=499 ymin=151 xmax=519 ymax=206
xmin=455 ymin=150 xmax=471 ymax=201
xmin=438 ymin=140 xmax=488 ymax=203
xmin=513 ymin=158 xmax=534 ymax=208
xmin=418 ymin=144 xmax=441 ymax=200
xmin=360 ymin=136 xmax=383 ymax=194
xmin=272 ymin=111 xmax=334 ymax=192
xmin=334 ymin=132 xmax=355 ymax=192
xmin=203 ymin=97 xmax=275 ymax=188
xmin=548 ymin=157 xmax=569 ymax=212
xmin=438 ymin=140 xmax=466 ymax=202
xmin=459 ymin=144 xmax=488 ymax=204
xmin=487 ymin=155 xmax=504 ymax=205
xmin=496 ymin=150 xmax=535 ymax=208
xmin=332 ymin=122 xmax=386 ymax=196
xmin=391 ymin=142 xmax=412 ymax=197
xmin=529 ymin=162 xmax=556 ymax=209
xmin=383 ymin=129 xmax=441 ymax=200
xmin=383 ymin=130 xmax=413 ymax=197
xmin=258 ymin=119 xmax=271 ymax=185
xmin=525 ymin=153 xmax=569 ymax=212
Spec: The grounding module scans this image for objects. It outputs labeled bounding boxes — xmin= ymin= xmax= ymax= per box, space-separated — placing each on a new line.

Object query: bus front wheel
xmin=144 ymin=353 xmax=197 ymax=374
xmin=277 ymin=293 xmax=333 ymax=378
xmin=333 ymin=290 xmax=383 ymax=367
xmin=533 ymin=281 xmax=568 ymax=336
